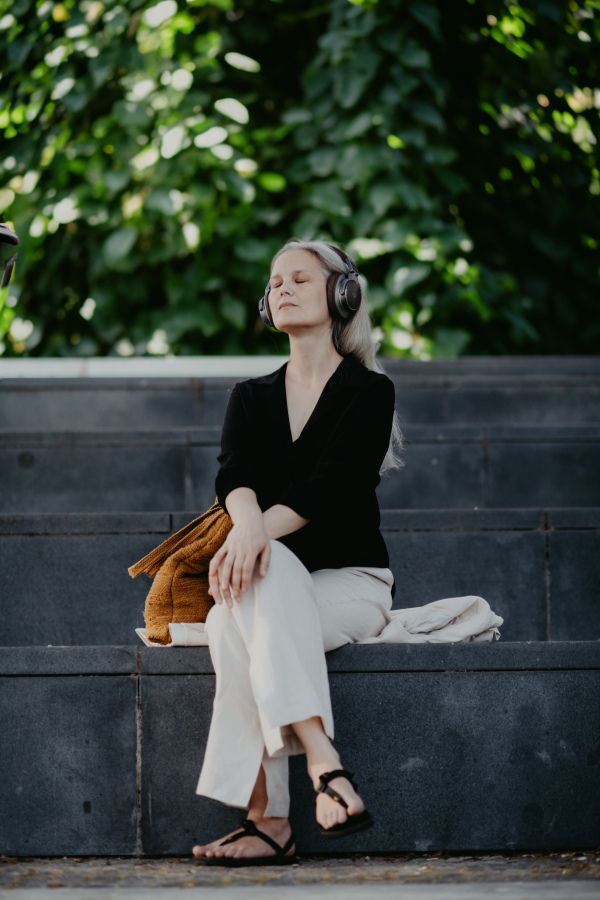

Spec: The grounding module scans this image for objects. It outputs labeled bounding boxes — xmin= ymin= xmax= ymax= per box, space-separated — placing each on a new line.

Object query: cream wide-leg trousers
xmin=195 ymin=539 xmax=394 ymax=818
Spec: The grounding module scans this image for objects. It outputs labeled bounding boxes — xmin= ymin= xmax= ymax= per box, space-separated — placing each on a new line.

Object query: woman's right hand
xmin=208 ymin=514 xmax=271 ymax=607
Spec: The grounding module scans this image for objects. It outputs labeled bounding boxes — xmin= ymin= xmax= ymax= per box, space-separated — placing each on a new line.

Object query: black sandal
xmin=315 ymin=768 xmax=374 ymax=839
xmin=194 ymin=817 xmax=297 ymax=867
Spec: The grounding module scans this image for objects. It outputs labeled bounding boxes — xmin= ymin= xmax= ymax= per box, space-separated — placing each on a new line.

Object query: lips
xmin=278 ymin=302 xmax=297 ymax=311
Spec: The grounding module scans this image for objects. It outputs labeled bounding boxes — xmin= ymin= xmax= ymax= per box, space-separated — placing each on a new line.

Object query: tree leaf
xmin=103 ymin=228 xmax=138 ymax=267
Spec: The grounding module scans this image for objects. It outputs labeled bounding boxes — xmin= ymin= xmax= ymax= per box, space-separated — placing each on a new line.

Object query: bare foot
xmin=192 ymin=816 xmax=295 ymax=861
xmin=309 ymin=762 xmax=365 ymax=832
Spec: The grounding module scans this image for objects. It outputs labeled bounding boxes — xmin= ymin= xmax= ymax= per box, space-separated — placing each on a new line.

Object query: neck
xmin=286 ymin=329 xmax=345 ymax=385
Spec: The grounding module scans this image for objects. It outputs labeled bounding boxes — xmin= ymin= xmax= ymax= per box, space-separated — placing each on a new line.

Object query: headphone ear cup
xmin=258 ymin=285 xmax=277 ymax=329
xmin=330 ymin=272 xmax=361 ymax=319
xmin=326 ymin=272 xmax=340 ymax=319
xmin=342 ymin=275 xmax=361 ymax=313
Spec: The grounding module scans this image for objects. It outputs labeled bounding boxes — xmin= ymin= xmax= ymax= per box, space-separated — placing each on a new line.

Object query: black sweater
xmin=215 ymin=353 xmax=395 ymax=579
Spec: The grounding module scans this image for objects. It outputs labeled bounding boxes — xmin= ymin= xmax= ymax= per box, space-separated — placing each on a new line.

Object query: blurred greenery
xmin=0 ymin=0 xmax=598 ymax=358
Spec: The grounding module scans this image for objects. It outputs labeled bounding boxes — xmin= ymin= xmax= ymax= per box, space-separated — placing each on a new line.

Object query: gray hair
xmin=271 ymin=239 xmax=404 ymax=473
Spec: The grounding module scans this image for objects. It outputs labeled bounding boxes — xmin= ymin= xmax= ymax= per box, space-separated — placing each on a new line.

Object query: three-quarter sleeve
xmin=276 ymin=376 xmax=395 ymax=521
xmin=215 ymin=384 xmax=258 ymax=511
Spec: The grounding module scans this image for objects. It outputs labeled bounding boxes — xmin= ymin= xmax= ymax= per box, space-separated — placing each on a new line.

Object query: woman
xmin=192 ymin=239 xmax=403 ymax=866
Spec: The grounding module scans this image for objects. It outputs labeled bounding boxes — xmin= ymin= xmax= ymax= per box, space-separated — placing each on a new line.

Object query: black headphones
xmin=258 ymin=244 xmax=362 ymax=330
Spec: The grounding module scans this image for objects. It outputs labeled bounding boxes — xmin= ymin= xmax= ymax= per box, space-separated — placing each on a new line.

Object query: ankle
xmin=307 ymin=755 xmax=343 ymax=789
xmin=247 ymin=813 xmax=289 ymax=830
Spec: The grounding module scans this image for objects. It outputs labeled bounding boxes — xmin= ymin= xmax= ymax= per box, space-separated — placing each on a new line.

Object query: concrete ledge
xmin=1 ymin=509 xmax=598 ymax=645
xmin=0 ymin=356 xmax=290 ymax=379
xmin=1 ymin=427 xmax=599 ymax=513
xmin=1 ymin=354 xmax=599 ymax=379
xmin=0 ymin=512 xmax=171 ymax=534
xmin=2 ymin=642 xmax=599 ymax=677
xmin=2 ymin=424 xmax=600 ymax=446
xmin=1 ymin=641 xmax=599 ymax=854
xmin=2 ymin=507 xmax=598 ymax=535
xmin=0 ymin=645 xmax=139 ymax=675
xmin=1 ymin=357 xmax=599 ymax=431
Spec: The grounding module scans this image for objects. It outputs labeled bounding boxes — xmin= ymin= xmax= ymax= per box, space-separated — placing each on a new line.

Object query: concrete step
xmin=1 ymin=356 xmax=599 ymax=429
xmin=1 ymin=641 xmax=599 ymax=854
xmin=1 ymin=426 xmax=599 ymax=513
xmin=1 ymin=508 xmax=598 ymax=646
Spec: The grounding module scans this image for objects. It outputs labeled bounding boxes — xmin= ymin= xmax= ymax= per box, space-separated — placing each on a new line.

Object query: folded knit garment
xmin=128 ymin=501 xmax=232 ymax=645
xmin=358 ymin=595 xmax=503 ymax=644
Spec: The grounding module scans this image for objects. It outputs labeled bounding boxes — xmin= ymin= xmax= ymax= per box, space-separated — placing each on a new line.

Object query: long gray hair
xmin=271 ymin=239 xmax=404 ymax=473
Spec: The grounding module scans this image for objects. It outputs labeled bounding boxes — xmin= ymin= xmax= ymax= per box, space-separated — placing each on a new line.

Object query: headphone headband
xmin=258 ymin=243 xmax=362 ymax=330
xmin=327 ymin=244 xmax=359 ymax=276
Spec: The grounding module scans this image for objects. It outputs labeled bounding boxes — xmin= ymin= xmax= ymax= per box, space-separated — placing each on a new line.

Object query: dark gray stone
xmin=0 ymin=646 xmax=138 ymax=675
xmin=395 ymin=386 xmax=600 ymax=426
xmin=289 ymin=669 xmax=600 ymax=851
xmin=487 ymin=425 xmax=600 ymax=441
xmin=140 ymin=674 xmax=242 ymax=854
xmin=2 ymin=358 xmax=599 ymax=431
xmin=3 ymin=509 xmax=599 ymax=646
xmin=401 ymin=426 xmax=484 ymax=441
xmin=189 ymin=427 xmax=222 ymax=445
xmin=378 ymin=443 xmax=483 ymax=509
xmin=189 ymin=446 xmax=221 ymax=511
xmin=1 ymin=642 xmax=599 ymax=855
xmin=3 ymin=641 xmax=597 ymax=678
xmin=6 ymin=512 xmax=600 ymax=645
xmin=0 ymin=446 xmax=187 ymax=513
xmin=140 ymin=641 xmax=600 ymax=675
xmin=171 ymin=510 xmax=209 ymax=532
xmin=381 ymin=508 xmax=545 ymax=531
xmin=2 ymin=425 xmax=599 ymax=513
xmin=140 ymin=646 xmax=213 ymax=675
xmin=548 ymin=507 xmax=600 ymax=529
xmin=0 ymin=380 xmax=200 ymax=429
xmin=548 ymin=530 xmax=600 ymax=642
xmin=137 ymin=664 xmax=600 ymax=853
xmin=0 ymin=512 xmax=170 ymax=535
xmin=0 ymin=427 xmax=193 ymax=447
xmin=0 ymin=675 xmax=137 ymax=855
xmin=0 ymin=534 xmax=159 ymax=645
xmin=325 ymin=641 xmax=600 ymax=672
xmin=201 ymin=384 xmax=234 ymax=427
xmin=384 ymin=530 xmax=548 ymax=642
xmin=487 ymin=443 xmax=600 ymax=508
xmin=382 ymin=355 xmax=600 ymax=377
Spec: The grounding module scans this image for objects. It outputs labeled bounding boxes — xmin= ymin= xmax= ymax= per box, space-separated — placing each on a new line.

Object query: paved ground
xmin=1 ymin=852 xmax=599 ymax=898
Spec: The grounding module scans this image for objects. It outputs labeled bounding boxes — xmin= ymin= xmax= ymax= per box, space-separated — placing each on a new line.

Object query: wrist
xmin=233 ymin=507 xmax=263 ymax=526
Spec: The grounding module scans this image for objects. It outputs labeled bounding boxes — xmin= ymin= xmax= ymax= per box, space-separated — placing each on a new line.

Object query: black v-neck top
xmin=215 ymin=353 xmax=396 ymax=579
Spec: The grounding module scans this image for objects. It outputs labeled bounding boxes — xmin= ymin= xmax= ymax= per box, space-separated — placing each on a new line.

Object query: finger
xmin=230 ymin=554 xmax=244 ymax=601
xmin=209 ymin=545 xmax=227 ymax=576
xmin=209 ymin=562 xmax=223 ymax=604
xmin=209 ymin=549 xmax=227 ymax=604
xmin=239 ymin=552 xmax=257 ymax=597
xmin=259 ymin=541 xmax=271 ymax=577
xmin=219 ymin=552 xmax=235 ymax=607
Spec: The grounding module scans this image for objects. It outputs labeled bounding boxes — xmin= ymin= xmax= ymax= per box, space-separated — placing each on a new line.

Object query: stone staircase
xmin=1 ymin=356 xmax=599 ymax=856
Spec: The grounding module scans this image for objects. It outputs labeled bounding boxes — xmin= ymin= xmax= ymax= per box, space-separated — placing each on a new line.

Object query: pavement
xmin=1 ymin=852 xmax=599 ymax=899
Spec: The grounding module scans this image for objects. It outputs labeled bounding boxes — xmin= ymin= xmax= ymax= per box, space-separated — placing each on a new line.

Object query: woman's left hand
xmin=208 ymin=515 xmax=271 ymax=608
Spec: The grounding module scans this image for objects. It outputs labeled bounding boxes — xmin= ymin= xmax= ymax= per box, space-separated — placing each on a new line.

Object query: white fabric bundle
xmin=136 ymin=623 xmax=208 ymax=646
xmin=358 ymin=595 xmax=503 ymax=644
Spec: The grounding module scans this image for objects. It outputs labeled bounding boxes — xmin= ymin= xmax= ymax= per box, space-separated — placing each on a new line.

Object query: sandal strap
xmin=315 ymin=769 xmax=356 ymax=810
xmin=219 ymin=818 xmax=294 ymax=857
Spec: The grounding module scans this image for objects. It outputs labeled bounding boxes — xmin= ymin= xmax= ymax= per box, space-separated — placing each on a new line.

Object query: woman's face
xmin=268 ymin=249 xmax=331 ymax=334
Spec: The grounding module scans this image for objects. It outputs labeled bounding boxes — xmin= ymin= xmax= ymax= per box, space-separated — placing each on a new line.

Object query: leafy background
xmin=1 ymin=0 xmax=598 ymax=359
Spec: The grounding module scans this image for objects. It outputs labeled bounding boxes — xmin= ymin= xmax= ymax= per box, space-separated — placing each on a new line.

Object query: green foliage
xmin=0 ymin=0 xmax=599 ymax=358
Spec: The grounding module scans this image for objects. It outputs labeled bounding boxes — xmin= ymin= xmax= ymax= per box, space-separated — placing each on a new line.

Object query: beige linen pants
xmin=196 ymin=539 xmax=394 ymax=817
